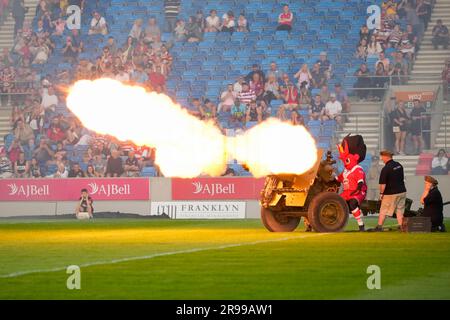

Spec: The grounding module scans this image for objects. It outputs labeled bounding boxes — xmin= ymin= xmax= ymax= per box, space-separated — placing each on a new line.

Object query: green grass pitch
xmin=0 ymin=217 xmax=449 ymax=299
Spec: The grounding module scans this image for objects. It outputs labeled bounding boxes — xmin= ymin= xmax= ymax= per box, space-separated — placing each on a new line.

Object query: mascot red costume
xmin=337 ymin=135 xmax=367 ymax=231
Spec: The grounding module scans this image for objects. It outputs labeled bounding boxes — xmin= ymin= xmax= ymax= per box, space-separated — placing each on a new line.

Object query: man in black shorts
xmin=375 ymin=150 xmax=407 ymax=231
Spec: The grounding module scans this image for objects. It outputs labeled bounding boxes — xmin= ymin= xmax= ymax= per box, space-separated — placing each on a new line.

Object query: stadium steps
xmin=409 ymin=0 xmax=450 ymax=85
xmin=395 ymin=155 xmax=420 ymax=176
xmin=336 ymin=101 xmax=382 ymax=156
xmin=435 ymin=110 xmax=450 ymax=149
xmin=0 ymin=0 xmax=39 ymax=51
xmin=0 ymin=109 xmax=12 ymax=148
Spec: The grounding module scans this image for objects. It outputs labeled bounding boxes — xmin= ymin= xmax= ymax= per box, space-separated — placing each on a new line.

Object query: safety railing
xmin=420 ymin=111 xmax=450 ymax=151
xmin=0 ymin=80 xmax=42 ymax=106
xmin=342 ymin=74 xmax=410 ymax=104
xmin=335 ymin=111 xmax=383 ymax=152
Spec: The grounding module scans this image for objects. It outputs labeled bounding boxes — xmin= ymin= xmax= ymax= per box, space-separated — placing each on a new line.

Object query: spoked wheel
xmin=261 ymin=207 xmax=300 ymax=232
xmin=307 ymin=192 xmax=349 ymax=233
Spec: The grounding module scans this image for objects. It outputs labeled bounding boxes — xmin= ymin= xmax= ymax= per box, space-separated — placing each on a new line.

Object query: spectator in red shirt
xmin=8 ymin=139 xmax=23 ymax=164
xmin=281 ymin=82 xmax=299 ymax=108
xmin=277 ymin=82 xmax=299 ymax=120
xmin=148 ymin=65 xmax=166 ymax=92
xmin=276 ymin=4 xmax=293 ymax=32
xmin=47 ymin=117 xmax=66 ymax=143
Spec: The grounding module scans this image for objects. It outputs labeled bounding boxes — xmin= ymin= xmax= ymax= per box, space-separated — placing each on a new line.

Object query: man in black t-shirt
xmin=375 ymin=150 xmax=407 ymax=231
xmin=309 ymin=94 xmax=325 ymax=120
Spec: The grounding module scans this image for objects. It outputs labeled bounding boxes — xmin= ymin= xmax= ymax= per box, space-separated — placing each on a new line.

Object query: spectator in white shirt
xmin=41 ymin=86 xmax=58 ymax=115
xmin=89 ymin=11 xmax=108 ymax=35
xmin=431 ymin=149 xmax=449 ymax=175
xmin=221 ymin=11 xmax=235 ymax=33
xmin=51 ymin=162 xmax=69 ymax=178
xmin=233 ymin=76 xmax=244 ymax=95
xmin=205 ymin=9 xmax=221 ymax=32
xmin=266 ymin=62 xmax=284 ymax=82
xmin=129 ymin=19 xmax=143 ymax=41
xmin=219 ymin=84 xmax=237 ymax=112
xmin=323 ymin=93 xmax=343 ymax=124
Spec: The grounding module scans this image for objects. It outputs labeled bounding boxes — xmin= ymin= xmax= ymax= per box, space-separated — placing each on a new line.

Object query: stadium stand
xmin=0 ymin=0 xmax=443 ymax=179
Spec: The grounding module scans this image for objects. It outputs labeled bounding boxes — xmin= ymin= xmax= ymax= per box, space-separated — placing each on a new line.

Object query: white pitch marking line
xmin=0 ymin=233 xmax=328 ymax=279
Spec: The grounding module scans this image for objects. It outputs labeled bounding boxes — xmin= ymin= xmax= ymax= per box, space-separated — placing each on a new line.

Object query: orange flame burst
xmin=67 ymin=79 xmax=318 ymax=178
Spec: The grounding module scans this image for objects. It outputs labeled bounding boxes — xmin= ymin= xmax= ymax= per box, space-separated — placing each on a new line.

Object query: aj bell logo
xmin=7 ymin=183 xmax=49 ymax=197
xmin=192 ymin=182 xmax=236 ymax=196
xmin=88 ymin=183 xmax=131 ymax=197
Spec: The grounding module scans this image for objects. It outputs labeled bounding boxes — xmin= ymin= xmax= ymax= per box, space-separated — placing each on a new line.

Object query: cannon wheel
xmin=261 ymin=207 xmax=300 ymax=232
xmin=307 ymin=192 xmax=349 ymax=233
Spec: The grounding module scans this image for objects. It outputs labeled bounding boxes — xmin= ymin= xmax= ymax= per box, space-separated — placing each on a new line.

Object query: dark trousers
xmin=276 ymin=24 xmax=291 ymax=32
xmin=165 ymin=17 xmax=177 ymax=33
xmin=432 ymin=36 xmax=449 ymax=49
xmin=14 ymin=16 xmax=24 ymax=37
xmin=263 ymin=91 xmax=278 ymax=106
xmin=354 ymin=78 xmax=371 ymax=99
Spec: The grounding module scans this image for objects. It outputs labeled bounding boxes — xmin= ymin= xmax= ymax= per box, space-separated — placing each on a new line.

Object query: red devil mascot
xmin=337 ymin=135 xmax=367 ymax=231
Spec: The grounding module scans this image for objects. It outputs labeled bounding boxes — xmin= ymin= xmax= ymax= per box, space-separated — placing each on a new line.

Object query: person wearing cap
xmin=421 ymin=176 xmax=446 ymax=232
xmin=375 ymin=150 xmax=407 ymax=231
xmin=323 ymin=93 xmax=343 ymax=125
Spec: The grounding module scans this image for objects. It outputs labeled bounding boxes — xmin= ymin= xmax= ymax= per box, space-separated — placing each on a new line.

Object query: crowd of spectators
xmin=185 ymin=54 xmax=347 ymax=130
xmin=1 ymin=0 xmax=165 ymax=179
xmin=387 ymin=97 xmax=431 ymax=155
xmin=171 ymin=8 xmax=250 ymax=42
xmin=0 ymin=1 xmax=442 ymax=179
xmin=353 ymin=0 xmax=434 ymax=101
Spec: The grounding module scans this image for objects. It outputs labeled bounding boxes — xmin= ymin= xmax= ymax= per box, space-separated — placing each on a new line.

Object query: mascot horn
xmin=337 ymin=134 xmax=367 ymax=231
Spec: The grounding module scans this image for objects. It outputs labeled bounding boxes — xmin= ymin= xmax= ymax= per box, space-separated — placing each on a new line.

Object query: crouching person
xmin=76 ymin=188 xmax=94 ymax=220
xmin=421 ymin=176 xmax=446 ymax=232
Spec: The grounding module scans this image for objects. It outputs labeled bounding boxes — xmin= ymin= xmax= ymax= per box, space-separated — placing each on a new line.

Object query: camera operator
xmin=76 ymin=188 xmax=94 ymax=220
xmin=421 ymin=176 xmax=446 ymax=232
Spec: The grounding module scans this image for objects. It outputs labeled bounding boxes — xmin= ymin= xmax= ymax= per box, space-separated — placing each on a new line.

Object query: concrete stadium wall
xmin=1 ymin=177 xmax=449 ymax=218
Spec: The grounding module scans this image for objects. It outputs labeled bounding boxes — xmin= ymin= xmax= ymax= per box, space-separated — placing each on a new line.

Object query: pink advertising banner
xmin=172 ymin=178 xmax=266 ymax=200
xmin=0 ymin=178 xmax=150 ymax=201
